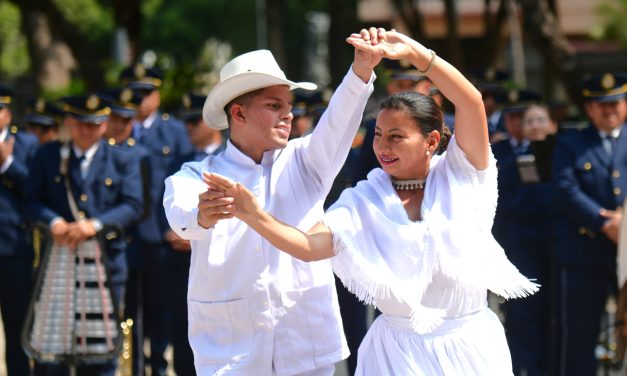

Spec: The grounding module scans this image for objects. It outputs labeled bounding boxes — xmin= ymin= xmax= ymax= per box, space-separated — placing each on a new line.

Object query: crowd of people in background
xmin=0 ymin=27 xmax=626 ymax=376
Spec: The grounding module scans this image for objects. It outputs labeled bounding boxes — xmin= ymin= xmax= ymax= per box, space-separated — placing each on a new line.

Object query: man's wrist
xmin=91 ymin=219 xmax=103 ymax=233
xmin=0 ymin=155 xmax=13 ymax=174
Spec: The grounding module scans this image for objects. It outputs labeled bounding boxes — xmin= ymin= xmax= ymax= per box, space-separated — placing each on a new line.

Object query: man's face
xmin=289 ymin=115 xmax=313 ymax=139
xmin=105 ymin=114 xmax=133 ymax=143
xmin=65 ymin=116 xmax=107 ymax=150
xmin=387 ymin=78 xmax=431 ymax=96
xmin=481 ymin=93 xmax=497 ymax=117
xmin=27 ymin=123 xmax=58 ymax=144
xmin=504 ymin=111 xmax=524 ymax=142
xmin=584 ymin=98 xmax=627 ymax=133
xmin=0 ymin=107 xmax=11 ymax=129
xmin=136 ymin=89 xmax=160 ymax=120
xmin=185 ymin=117 xmax=217 ymax=148
xmin=230 ymin=85 xmax=293 ymax=160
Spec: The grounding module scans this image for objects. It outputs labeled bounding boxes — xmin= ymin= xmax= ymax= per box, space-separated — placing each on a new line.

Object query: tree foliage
xmin=593 ymin=0 xmax=627 ymax=47
xmin=0 ymin=1 xmax=29 ymax=79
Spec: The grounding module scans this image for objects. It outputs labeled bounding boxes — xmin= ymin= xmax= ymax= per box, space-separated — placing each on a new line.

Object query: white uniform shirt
xmin=164 ymin=68 xmax=374 ymax=376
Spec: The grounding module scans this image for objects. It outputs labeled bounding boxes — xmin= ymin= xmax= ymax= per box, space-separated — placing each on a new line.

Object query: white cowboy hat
xmin=202 ymin=50 xmax=317 ymax=130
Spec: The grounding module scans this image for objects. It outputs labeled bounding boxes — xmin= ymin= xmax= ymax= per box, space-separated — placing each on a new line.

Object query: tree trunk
xmin=11 ymin=0 xmax=109 ymax=91
xmin=112 ymin=0 xmax=142 ymax=63
xmin=481 ymin=0 xmax=509 ymax=69
xmin=266 ymin=0 xmax=286 ymax=69
xmin=518 ymin=0 xmax=577 ymax=102
xmin=328 ymin=0 xmax=357 ymax=88
xmin=443 ymin=0 xmax=463 ymax=69
xmin=12 ymin=1 xmax=76 ymax=92
xmin=390 ymin=0 xmax=425 ymax=40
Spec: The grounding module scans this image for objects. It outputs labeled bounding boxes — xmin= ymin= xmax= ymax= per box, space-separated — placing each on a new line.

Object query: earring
xmin=426 ymin=150 xmax=430 ymax=156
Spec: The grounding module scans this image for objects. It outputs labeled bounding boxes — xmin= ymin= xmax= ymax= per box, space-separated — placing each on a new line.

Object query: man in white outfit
xmin=163 ymin=29 xmax=383 ymax=375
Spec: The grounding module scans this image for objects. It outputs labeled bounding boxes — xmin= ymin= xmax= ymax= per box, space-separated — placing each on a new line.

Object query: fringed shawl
xmin=323 ymin=136 xmax=538 ymax=334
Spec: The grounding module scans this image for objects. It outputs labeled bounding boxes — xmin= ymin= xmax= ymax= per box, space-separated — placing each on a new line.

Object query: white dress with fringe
xmin=322 ymin=135 xmax=538 ymax=376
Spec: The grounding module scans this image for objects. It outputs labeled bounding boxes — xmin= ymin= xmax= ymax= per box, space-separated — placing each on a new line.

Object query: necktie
xmin=603 ymin=135 xmax=617 ymax=155
xmin=77 ymin=154 xmax=88 ymax=180
xmin=514 ymin=144 xmax=528 ymax=155
xmin=133 ymin=122 xmax=146 ymax=141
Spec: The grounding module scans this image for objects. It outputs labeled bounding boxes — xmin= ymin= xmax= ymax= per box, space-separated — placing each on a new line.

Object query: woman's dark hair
xmin=379 ymin=92 xmax=451 ymax=153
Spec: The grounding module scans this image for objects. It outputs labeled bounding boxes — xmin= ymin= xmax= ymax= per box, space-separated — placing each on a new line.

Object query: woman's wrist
xmin=408 ymin=42 xmax=434 ymax=75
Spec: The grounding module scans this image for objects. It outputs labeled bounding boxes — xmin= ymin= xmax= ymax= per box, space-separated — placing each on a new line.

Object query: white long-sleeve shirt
xmin=163 ymin=67 xmax=375 ymax=376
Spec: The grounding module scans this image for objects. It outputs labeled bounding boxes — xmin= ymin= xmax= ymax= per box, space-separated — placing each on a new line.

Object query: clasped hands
xmin=51 ymin=219 xmax=98 ymax=250
xmin=600 ymin=208 xmax=623 ymax=244
xmin=197 ymin=172 xmax=259 ymax=229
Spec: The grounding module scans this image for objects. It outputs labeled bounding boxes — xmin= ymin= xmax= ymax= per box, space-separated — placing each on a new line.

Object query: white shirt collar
xmin=72 ymin=141 xmax=100 ymax=160
xmin=203 ymin=142 xmax=221 ymax=155
xmin=0 ymin=127 xmax=8 ymax=143
xmin=509 ymin=137 xmax=530 ymax=149
xmin=223 ymin=139 xmax=281 ymax=167
xmin=598 ymin=126 xmax=622 ymax=139
xmin=142 ymin=112 xmax=158 ymax=129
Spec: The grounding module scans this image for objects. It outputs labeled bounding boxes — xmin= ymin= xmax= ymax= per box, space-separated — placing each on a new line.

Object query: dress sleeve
xmin=438 ymin=135 xmax=499 ymax=229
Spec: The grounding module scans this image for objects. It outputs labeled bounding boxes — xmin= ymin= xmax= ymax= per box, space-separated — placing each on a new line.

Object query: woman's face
xmin=373 ymin=108 xmax=436 ymax=180
xmin=522 ymin=105 xmax=556 ymax=141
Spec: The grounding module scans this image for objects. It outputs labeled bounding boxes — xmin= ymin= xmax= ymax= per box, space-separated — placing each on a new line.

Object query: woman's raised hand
xmin=346 ymin=29 xmax=416 ymax=63
xmin=202 ymin=172 xmax=260 ymax=221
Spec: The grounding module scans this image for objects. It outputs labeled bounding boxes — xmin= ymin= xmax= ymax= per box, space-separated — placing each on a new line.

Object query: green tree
xmin=0 ymin=1 xmax=29 ymax=79
xmin=593 ymin=0 xmax=627 ymax=47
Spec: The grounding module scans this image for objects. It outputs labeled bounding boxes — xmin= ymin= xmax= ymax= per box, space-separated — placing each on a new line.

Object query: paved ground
xmin=0 ymin=311 xmax=349 ymax=376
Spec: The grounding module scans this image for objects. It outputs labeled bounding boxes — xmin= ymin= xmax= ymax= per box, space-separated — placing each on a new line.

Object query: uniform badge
xmin=182 ymin=94 xmax=191 ymax=109
xmin=601 ymin=73 xmax=616 ymax=90
xmin=86 ymin=95 xmax=100 ymax=111
xmin=508 ymin=90 xmax=519 ymax=103
xmin=120 ymin=88 xmax=133 ymax=104
xmin=35 ymin=98 xmax=46 ymax=113
xmin=134 ymin=64 xmax=146 ymax=79
xmin=485 ymin=67 xmax=496 ymax=81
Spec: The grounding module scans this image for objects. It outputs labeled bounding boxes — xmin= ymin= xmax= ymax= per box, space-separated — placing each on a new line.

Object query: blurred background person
xmin=180 ymin=92 xmax=224 ymax=160
xmin=553 ymin=72 xmax=627 ymax=376
xmin=0 ymin=85 xmax=38 ymax=376
xmin=101 ymin=87 xmax=152 ymax=375
xmin=289 ymin=89 xmax=315 ymax=140
xmin=24 ymin=98 xmax=63 ymax=145
xmin=493 ymin=100 xmax=558 ymax=376
xmin=470 ymin=68 xmax=510 ymax=143
xmin=119 ymin=63 xmax=193 ymax=376
xmin=27 ymin=94 xmax=143 ymax=376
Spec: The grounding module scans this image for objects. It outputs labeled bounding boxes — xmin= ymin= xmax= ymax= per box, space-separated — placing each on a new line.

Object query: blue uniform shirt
xmin=0 ymin=126 xmax=38 ymax=257
xmin=25 ymin=139 xmax=143 ymax=281
xmin=553 ymin=125 xmax=627 ymax=266
xmin=134 ymin=113 xmax=192 ymax=244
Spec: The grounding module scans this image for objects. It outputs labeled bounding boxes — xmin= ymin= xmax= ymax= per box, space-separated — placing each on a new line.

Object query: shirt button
xmin=80 ymin=194 xmax=88 ymax=202
xmin=614 ymin=187 xmax=622 ymax=196
xmin=613 ymin=170 xmax=621 ymax=178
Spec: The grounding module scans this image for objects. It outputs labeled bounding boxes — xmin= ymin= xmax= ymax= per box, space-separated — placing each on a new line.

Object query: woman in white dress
xmin=203 ymin=29 xmax=538 ymax=375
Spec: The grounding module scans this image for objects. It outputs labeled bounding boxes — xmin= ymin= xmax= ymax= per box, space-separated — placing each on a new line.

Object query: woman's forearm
xmin=406 ymin=37 xmax=489 ymax=169
xmin=243 ymin=210 xmax=335 ymax=262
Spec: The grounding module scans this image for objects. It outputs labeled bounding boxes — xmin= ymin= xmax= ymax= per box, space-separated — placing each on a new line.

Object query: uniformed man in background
xmin=0 ymin=85 xmax=39 ymax=376
xmin=26 ymin=94 xmax=143 ymax=376
xmin=119 ymin=64 xmax=192 ymax=375
xmin=553 ymin=72 xmax=627 ymax=375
